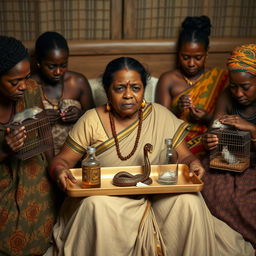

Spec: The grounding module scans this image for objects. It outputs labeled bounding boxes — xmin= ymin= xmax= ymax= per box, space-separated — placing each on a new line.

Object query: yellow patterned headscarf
xmin=227 ymin=44 xmax=256 ymax=76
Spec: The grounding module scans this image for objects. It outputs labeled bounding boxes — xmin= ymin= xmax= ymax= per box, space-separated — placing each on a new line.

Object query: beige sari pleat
xmin=133 ymin=200 xmax=167 ymax=256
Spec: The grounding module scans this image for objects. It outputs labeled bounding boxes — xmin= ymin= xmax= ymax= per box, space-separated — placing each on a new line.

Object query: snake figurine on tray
xmin=112 ymin=143 xmax=153 ymax=187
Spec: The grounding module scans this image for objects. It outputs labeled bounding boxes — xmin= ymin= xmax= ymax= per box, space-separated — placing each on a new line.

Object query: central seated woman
xmin=47 ymin=57 xmax=254 ymax=256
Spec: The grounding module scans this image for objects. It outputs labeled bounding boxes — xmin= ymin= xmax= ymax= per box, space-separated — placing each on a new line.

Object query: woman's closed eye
xmin=241 ymin=84 xmax=252 ymax=91
xmin=195 ymin=55 xmax=204 ymax=61
xmin=181 ymin=55 xmax=204 ymax=61
xmin=47 ymin=63 xmax=67 ymax=70
xmin=230 ymin=83 xmax=251 ymax=91
xmin=47 ymin=64 xmax=55 ymax=70
xmin=182 ymin=55 xmax=190 ymax=61
xmin=9 ymin=73 xmax=31 ymax=86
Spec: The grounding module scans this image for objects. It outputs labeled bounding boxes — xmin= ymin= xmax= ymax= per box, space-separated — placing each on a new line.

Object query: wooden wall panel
xmin=68 ymin=54 xmax=177 ymax=79
xmin=25 ymin=38 xmax=256 ymax=79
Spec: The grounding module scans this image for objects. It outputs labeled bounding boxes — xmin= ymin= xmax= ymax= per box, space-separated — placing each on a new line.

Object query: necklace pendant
xmin=183 ymin=74 xmax=203 ymax=87
xmin=184 ymin=76 xmax=194 ymax=86
xmin=53 ymin=105 xmax=59 ymax=111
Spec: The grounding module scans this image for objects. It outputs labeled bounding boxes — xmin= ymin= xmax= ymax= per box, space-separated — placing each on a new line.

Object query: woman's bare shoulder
xmin=157 ymin=69 xmax=184 ymax=93
xmin=65 ymin=71 xmax=90 ymax=89
xmin=66 ymin=71 xmax=88 ymax=81
xmin=158 ymin=69 xmax=183 ymax=88
xmin=158 ymin=69 xmax=181 ymax=83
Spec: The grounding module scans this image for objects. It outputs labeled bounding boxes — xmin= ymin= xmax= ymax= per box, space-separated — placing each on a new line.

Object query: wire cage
xmin=209 ymin=129 xmax=251 ymax=172
xmin=9 ymin=111 xmax=53 ymax=160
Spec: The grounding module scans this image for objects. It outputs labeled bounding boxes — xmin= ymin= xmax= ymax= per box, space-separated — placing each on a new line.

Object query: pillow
xmin=88 ymin=77 xmax=108 ymax=107
xmin=88 ymin=76 xmax=159 ymax=107
xmin=144 ymin=76 xmax=158 ymax=103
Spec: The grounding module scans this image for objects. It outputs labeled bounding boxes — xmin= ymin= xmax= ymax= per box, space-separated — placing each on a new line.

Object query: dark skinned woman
xmin=0 ymin=36 xmax=58 ymax=255
xmin=156 ymin=16 xmax=228 ymax=158
xmin=202 ymin=44 xmax=256 ymax=249
xmin=46 ymin=57 xmax=253 ymax=256
xmin=31 ymin=32 xmax=94 ymax=155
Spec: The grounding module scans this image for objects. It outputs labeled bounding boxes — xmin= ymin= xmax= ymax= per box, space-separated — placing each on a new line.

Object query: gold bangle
xmin=251 ymin=137 xmax=256 ymax=142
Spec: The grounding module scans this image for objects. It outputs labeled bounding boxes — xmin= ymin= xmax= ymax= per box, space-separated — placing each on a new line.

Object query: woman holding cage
xmin=202 ymin=44 xmax=256 ymax=249
xmin=0 ymin=36 xmax=58 ymax=255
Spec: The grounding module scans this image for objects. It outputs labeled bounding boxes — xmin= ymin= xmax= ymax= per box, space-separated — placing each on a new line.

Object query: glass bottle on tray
xmin=82 ymin=146 xmax=101 ymax=188
xmin=157 ymin=138 xmax=178 ymax=185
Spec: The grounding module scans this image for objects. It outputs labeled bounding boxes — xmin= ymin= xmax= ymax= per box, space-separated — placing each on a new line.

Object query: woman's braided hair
xmin=0 ymin=35 xmax=28 ymax=76
xmin=178 ymin=15 xmax=212 ymax=51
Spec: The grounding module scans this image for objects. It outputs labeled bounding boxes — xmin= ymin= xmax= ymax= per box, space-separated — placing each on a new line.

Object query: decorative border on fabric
xmin=96 ymin=104 xmax=152 ymax=156
xmin=65 ymin=135 xmax=86 ymax=155
xmin=202 ymin=67 xmax=228 ymax=112
xmin=172 ymin=122 xmax=190 ymax=148
xmin=172 ymin=68 xmax=214 ymax=107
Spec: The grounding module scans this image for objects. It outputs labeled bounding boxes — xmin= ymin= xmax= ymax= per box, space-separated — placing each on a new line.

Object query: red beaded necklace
xmin=109 ymin=108 xmax=143 ymax=161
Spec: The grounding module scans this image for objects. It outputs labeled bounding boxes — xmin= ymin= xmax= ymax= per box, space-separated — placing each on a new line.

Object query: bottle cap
xmin=87 ymin=146 xmax=96 ymax=154
xmin=165 ymin=138 xmax=172 ymax=145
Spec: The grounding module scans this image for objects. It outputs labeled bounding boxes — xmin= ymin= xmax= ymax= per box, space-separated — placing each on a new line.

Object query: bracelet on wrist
xmin=50 ymin=162 xmax=66 ymax=180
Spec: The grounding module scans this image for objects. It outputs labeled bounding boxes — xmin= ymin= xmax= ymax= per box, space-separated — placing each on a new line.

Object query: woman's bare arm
xmin=50 ymin=144 xmax=83 ymax=190
xmin=155 ymin=72 xmax=175 ymax=109
xmin=60 ymin=73 xmax=95 ymax=123
xmin=176 ymin=140 xmax=205 ymax=178
xmin=78 ymin=75 xmax=95 ymax=112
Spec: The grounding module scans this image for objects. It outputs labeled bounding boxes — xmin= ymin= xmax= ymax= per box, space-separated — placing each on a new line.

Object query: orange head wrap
xmin=227 ymin=44 xmax=256 ymax=76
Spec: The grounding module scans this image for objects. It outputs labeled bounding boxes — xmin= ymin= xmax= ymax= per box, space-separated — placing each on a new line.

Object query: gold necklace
xmin=183 ymin=74 xmax=203 ymax=86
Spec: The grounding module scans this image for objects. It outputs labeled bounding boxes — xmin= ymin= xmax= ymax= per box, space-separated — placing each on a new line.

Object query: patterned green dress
xmin=0 ymin=80 xmax=58 ymax=255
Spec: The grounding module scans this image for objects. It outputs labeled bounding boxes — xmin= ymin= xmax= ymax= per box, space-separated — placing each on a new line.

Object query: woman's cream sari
xmin=45 ymin=103 xmax=254 ymax=256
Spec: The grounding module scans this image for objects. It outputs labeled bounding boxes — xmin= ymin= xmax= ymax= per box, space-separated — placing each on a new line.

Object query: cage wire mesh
xmin=209 ymin=129 xmax=251 ymax=172
xmin=9 ymin=112 xmax=53 ymax=160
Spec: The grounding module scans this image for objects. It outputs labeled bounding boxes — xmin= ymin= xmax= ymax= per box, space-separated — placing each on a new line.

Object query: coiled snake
xmin=112 ymin=143 xmax=153 ymax=187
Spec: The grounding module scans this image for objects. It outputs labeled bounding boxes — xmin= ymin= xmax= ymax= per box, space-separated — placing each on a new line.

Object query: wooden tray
xmin=66 ymin=164 xmax=203 ymax=197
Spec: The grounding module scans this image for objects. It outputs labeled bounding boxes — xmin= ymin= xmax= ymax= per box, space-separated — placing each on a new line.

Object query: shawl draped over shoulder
xmin=171 ymin=67 xmax=228 ymax=157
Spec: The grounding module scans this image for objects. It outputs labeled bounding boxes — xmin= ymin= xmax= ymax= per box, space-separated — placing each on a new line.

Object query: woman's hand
xmin=50 ymin=145 xmax=83 ymax=190
xmin=60 ymin=106 xmax=81 ymax=123
xmin=189 ymin=107 xmax=208 ymax=122
xmin=177 ymin=95 xmax=192 ymax=112
xmin=220 ymin=115 xmax=255 ymax=132
xmin=5 ymin=127 xmax=26 ymax=152
xmin=189 ymin=161 xmax=205 ymax=179
xmin=45 ymin=109 xmax=60 ymax=125
xmin=203 ymin=133 xmax=219 ymax=151
xmin=54 ymin=166 xmax=77 ymax=191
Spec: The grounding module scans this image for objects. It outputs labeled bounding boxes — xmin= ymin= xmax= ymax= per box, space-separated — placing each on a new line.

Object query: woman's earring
xmin=105 ymin=103 xmax=111 ymax=112
xmin=141 ymin=99 xmax=146 ymax=108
